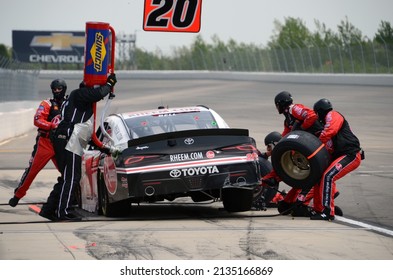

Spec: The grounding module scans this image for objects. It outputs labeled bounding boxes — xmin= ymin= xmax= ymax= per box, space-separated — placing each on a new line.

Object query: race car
xmin=79 ymin=105 xmax=262 ymax=217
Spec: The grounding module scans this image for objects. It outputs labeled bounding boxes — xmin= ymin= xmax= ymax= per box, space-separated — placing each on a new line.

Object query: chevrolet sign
xmin=30 ymin=33 xmax=85 ymax=51
xmin=12 ymin=30 xmax=85 ymax=64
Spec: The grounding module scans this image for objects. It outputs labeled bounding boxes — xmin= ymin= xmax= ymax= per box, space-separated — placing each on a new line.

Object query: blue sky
xmin=1 ymin=0 xmax=392 ymax=54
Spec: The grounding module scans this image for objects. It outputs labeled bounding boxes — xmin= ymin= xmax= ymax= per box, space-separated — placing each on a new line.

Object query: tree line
xmin=1 ymin=17 xmax=392 ymax=73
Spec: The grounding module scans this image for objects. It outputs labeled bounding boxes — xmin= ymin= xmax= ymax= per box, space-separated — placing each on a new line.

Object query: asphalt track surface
xmin=0 ymin=76 xmax=392 ymax=260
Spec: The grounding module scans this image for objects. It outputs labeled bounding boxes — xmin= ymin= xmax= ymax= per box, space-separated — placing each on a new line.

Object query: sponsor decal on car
xmin=121 ymin=176 xmax=128 ymax=189
xmin=184 ymin=138 xmax=194 ymax=145
xmin=206 ymin=150 xmax=215 ymax=159
xmin=170 ymin=152 xmax=204 ymax=162
xmin=117 ymin=155 xmax=255 ymax=174
xmin=136 ymin=146 xmax=150 ymax=150
xmin=246 ymin=152 xmax=259 ymax=161
xmin=104 ymin=156 xmax=117 ymax=195
xmin=125 ymin=107 xmax=202 ymax=118
xmin=169 ymin=166 xmax=219 ymax=178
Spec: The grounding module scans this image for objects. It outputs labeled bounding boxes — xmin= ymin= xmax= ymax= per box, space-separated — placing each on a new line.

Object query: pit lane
xmin=1 ymin=75 xmax=392 ymax=259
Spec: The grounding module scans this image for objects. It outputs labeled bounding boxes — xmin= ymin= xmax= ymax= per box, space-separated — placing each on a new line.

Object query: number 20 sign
xmin=143 ymin=0 xmax=202 ymax=32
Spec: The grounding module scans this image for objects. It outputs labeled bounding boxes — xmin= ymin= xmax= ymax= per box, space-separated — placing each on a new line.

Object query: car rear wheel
xmin=97 ymin=172 xmax=110 ymax=216
xmin=98 ymin=171 xmax=132 ymax=217
xmin=271 ymin=130 xmax=330 ymax=189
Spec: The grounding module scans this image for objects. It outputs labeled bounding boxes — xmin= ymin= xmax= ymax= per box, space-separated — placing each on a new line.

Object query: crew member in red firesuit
xmin=39 ymin=73 xmax=117 ymax=221
xmin=274 ymin=91 xmax=322 ymax=136
xmin=310 ymin=98 xmax=363 ymax=221
xmin=268 ymin=92 xmax=323 ymax=215
xmin=253 ymin=131 xmax=316 ymax=216
xmin=8 ymin=79 xmax=67 ymax=207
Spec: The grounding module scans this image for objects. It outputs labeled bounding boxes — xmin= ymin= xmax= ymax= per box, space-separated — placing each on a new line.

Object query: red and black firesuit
xmin=265 ymin=91 xmax=323 ymax=215
xmin=39 ymin=73 xmax=117 ymax=221
xmin=281 ymin=103 xmax=320 ymax=137
xmin=310 ymin=98 xmax=362 ymax=220
xmin=8 ymin=79 xmax=66 ymax=207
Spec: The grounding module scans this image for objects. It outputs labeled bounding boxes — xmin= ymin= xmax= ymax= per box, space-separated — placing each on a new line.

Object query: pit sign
xmin=143 ymin=0 xmax=202 ymax=32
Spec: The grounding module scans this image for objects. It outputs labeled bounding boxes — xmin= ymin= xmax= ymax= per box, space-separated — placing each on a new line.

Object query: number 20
xmin=144 ymin=0 xmax=202 ymax=32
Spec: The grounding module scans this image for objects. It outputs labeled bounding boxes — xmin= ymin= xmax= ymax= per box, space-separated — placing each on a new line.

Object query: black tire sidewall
xmin=271 ymin=131 xmax=330 ymax=188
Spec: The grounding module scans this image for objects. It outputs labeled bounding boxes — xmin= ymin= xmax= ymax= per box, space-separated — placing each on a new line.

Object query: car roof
xmin=119 ymin=106 xmax=211 ymax=120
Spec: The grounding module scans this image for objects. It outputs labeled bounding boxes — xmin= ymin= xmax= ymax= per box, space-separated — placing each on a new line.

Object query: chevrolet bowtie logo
xmin=30 ymin=33 xmax=85 ymax=51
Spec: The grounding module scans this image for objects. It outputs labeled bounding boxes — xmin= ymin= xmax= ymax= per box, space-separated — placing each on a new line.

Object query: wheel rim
xmin=280 ymin=150 xmax=310 ymax=180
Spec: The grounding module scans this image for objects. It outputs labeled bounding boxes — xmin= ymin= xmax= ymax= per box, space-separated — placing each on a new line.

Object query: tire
xmin=97 ymin=172 xmax=111 ymax=216
xmin=271 ymin=130 xmax=330 ymax=189
xmin=97 ymin=171 xmax=131 ymax=217
xmin=222 ymin=187 xmax=254 ymax=212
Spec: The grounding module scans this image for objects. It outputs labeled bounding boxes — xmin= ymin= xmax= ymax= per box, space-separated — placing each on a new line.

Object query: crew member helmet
xmin=313 ymin=98 xmax=333 ymax=119
xmin=50 ymin=79 xmax=67 ymax=100
xmin=274 ymin=91 xmax=293 ymax=114
xmin=264 ymin=131 xmax=282 ymax=146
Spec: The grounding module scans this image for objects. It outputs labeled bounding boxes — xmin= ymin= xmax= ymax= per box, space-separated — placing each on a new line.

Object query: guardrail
xmin=39 ymin=70 xmax=393 ymax=86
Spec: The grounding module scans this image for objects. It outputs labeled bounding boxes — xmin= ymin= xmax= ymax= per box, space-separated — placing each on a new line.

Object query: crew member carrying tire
xmin=271 ymin=91 xmax=324 ymax=216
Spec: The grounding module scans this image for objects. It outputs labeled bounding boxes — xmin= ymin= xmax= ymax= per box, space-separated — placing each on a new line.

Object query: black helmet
xmin=274 ymin=91 xmax=293 ymax=114
xmin=50 ymin=79 xmax=67 ymax=100
xmin=264 ymin=131 xmax=282 ymax=146
xmin=314 ymin=98 xmax=333 ymax=119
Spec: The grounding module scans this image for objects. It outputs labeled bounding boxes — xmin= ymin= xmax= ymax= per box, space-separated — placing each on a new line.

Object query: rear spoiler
xmin=128 ymin=128 xmax=249 ymax=147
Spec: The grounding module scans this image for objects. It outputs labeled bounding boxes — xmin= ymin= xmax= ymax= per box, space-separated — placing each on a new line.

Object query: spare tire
xmin=271 ymin=130 xmax=330 ymax=189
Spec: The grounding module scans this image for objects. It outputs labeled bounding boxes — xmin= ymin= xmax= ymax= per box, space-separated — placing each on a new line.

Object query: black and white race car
xmin=80 ymin=105 xmax=262 ymax=216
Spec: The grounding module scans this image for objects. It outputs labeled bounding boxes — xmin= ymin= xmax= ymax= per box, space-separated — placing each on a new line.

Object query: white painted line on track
xmin=336 ymin=216 xmax=393 ymax=237
xmin=0 ymin=134 xmax=28 ymax=146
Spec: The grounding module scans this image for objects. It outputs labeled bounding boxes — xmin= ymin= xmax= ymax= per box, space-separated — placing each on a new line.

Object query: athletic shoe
xmin=291 ymin=204 xmax=312 ymax=217
xmin=39 ymin=211 xmax=58 ymax=221
xmin=277 ymin=201 xmax=292 ymax=215
xmin=8 ymin=196 xmax=20 ymax=207
xmin=58 ymin=213 xmax=82 ymax=222
xmin=309 ymin=210 xmax=334 ymax=221
xmin=334 ymin=205 xmax=343 ymax=216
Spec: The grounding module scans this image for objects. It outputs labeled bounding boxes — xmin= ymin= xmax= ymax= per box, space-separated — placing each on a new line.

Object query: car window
xmin=125 ymin=110 xmax=218 ymax=139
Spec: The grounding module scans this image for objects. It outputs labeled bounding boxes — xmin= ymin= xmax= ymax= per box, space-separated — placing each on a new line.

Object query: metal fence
xmin=141 ymin=41 xmax=392 ymax=73
xmin=6 ymin=40 xmax=393 ymax=74
xmin=0 ymin=56 xmax=40 ymax=102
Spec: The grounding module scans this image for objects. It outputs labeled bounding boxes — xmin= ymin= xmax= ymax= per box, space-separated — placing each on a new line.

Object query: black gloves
xmin=99 ymin=146 xmax=111 ymax=155
xmin=107 ymin=73 xmax=117 ymax=87
xmin=262 ymin=178 xmax=278 ymax=187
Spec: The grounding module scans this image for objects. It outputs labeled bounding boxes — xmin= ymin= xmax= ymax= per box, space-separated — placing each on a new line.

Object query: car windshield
xmin=124 ymin=110 xmax=219 ymax=139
